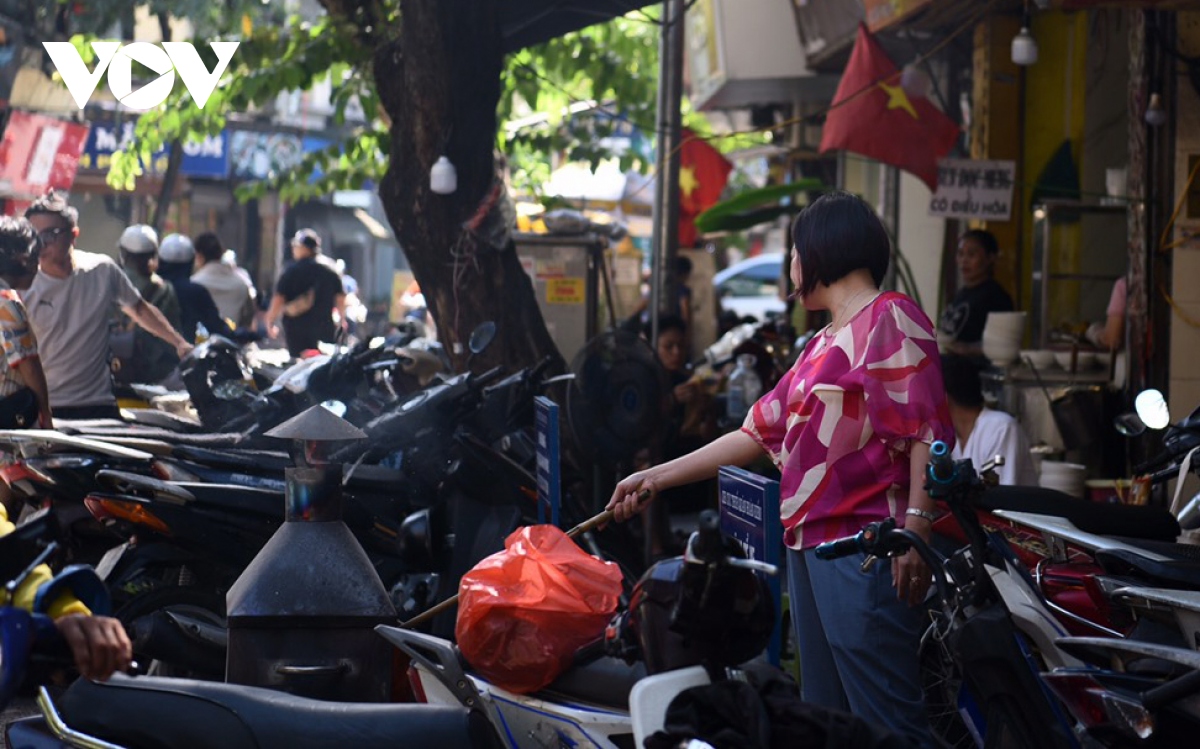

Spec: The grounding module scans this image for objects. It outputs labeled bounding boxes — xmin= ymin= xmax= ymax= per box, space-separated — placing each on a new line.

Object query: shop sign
xmin=0 ymin=111 xmax=89 ymax=198
xmin=928 ymin=158 xmax=1016 ymax=221
xmin=546 ymin=277 xmax=585 ymax=305
xmin=80 ymin=121 xmax=229 ymax=178
xmin=718 ymin=466 xmax=782 ymax=665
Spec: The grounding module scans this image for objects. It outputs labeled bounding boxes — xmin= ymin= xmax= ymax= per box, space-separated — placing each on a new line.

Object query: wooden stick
xmin=399 ymin=490 xmax=648 ymax=629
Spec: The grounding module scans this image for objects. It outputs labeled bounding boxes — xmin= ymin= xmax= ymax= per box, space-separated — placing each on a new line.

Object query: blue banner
xmin=534 ymin=396 xmax=561 ymax=527
xmin=718 ymin=466 xmax=782 ymax=665
xmin=80 ymin=121 xmax=228 ymax=178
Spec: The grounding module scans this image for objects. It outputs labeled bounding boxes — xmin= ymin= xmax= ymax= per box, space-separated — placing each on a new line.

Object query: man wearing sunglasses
xmin=23 ymin=191 xmax=193 ymax=421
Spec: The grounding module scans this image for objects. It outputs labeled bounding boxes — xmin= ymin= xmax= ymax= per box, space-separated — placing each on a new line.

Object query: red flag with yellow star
xmin=678 ymin=128 xmax=732 ymax=247
xmin=819 ymin=24 xmax=960 ymax=190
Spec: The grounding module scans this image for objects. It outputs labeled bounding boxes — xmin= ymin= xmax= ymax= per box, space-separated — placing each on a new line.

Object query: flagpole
xmin=649 ymin=0 xmax=685 ymax=347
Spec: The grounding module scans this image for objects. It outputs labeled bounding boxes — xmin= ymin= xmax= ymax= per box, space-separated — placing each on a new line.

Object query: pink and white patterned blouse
xmin=741 ymin=292 xmax=953 ymax=550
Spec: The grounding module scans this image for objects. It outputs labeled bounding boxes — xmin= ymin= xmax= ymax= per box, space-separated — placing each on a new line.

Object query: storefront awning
xmin=501 ymin=1 xmax=658 ymax=52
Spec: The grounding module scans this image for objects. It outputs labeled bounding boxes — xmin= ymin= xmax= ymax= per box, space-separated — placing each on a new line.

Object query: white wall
xmin=897 ymin=172 xmax=945 ymax=322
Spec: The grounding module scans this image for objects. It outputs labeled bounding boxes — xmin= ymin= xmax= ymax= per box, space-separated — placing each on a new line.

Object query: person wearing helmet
xmin=264 ymin=229 xmax=346 ymax=356
xmin=0 ymin=217 xmax=53 ymax=430
xmin=115 ymin=224 xmax=184 ymax=385
xmin=23 ymin=192 xmax=193 ymax=420
xmin=158 ymin=233 xmax=232 ymax=343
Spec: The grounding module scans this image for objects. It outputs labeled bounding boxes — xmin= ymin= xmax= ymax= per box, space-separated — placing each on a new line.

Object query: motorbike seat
xmin=173 ymin=445 xmax=292 ymax=472
xmin=537 ymin=656 xmax=647 ymax=710
xmin=978 ymin=486 xmax=1180 ymax=542
xmin=1094 ymin=546 xmax=1200 ymax=588
xmin=59 ymin=673 xmax=500 ymax=749
xmin=177 ymin=482 xmax=283 ymax=515
xmin=59 ymin=422 xmax=251 ymax=448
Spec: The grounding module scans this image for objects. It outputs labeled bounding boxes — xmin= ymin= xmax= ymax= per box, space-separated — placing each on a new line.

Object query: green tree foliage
xmin=51 ymin=1 xmax=760 ymax=204
xmin=42 ymin=1 xmax=665 ymax=204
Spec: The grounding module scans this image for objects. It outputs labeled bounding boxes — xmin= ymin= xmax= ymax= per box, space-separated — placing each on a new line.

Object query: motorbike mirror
xmin=320 ymin=400 xmax=348 ymax=418
xmin=1134 ymin=389 xmax=1171 ymax=430
xmin=213 ymin=380 xmax=249 ymax=401
xmin=468 ymin=322 xmax=497 ymax=355
xmin=1113 ymin=412 xmax=1147 ymax=437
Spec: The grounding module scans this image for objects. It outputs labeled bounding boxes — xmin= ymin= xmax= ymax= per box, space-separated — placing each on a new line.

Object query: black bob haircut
xmin=961 ymin=229 xmax=999 ymax=256
xmin=940 ymin=353 xmax=985 ymax=410
xmin=791 ymin=191 xmax=890 ymax=297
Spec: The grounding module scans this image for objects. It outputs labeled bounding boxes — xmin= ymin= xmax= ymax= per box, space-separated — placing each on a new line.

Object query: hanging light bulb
xmin=900 ymin=63 xmax=932 ymax=99
xmin=1032 ymin=0 xmax=1051 ymax=9
xmin=430 ymin=156 xmax=457 ymax=195
xmin=1145 ymin=93 xmax=1168 ymax=127
xmin=1011 ymin=27 xmax=1038 ymax=66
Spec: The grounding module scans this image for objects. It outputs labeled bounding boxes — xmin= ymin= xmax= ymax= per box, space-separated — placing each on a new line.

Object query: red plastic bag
xmin=455 ymin=524 xmax=623 ymax=694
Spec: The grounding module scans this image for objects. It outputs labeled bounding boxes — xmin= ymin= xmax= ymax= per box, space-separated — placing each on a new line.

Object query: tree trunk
xmin=373 ymin=0 xmax=562 ymax=375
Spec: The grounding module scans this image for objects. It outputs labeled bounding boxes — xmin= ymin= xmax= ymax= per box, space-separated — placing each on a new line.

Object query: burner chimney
xmin=226 ymin=405 xmax=397 ymax=701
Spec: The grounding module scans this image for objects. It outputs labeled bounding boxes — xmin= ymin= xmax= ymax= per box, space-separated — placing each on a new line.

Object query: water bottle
xmin=726 ymin=354 xmax=763 ymax=423
xmin=195 ymin=323 xmax=209 ymax=344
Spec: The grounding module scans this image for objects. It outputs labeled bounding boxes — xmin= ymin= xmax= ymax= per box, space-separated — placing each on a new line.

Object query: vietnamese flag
xmin=678 ymin=128 xmax=732 ymax=247
xmin=819 ymin=24 xmax=960 ymax=190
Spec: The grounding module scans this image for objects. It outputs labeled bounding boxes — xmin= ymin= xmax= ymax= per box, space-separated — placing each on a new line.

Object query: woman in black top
xmin=939 ymin=229 xmax=1014 ymax=357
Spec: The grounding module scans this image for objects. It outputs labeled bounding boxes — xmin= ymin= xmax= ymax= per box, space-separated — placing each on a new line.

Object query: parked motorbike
xmin=389 ymin=509 xmax=780 ymax=749
xmin=74 ymin=352 xmax=610 ymax=676
xmin=4 ymin=626 xmax=496 ymax=749
xmin=818 ymin=443 xmax=1081 ymax=749
xmin=1043 ymin=611 xmax=1200 ymax=747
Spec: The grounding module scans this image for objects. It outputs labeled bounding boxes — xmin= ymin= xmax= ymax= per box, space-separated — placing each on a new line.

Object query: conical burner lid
xmin=264 ymin=404 xmax=367 ymax=442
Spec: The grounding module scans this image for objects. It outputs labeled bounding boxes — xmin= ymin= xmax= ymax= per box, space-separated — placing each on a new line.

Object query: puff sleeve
xmin=862 ymin=297 xmax=954 ymax=451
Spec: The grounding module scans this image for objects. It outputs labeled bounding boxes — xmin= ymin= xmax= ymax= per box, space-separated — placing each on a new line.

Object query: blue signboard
xmin=718 ymin=466 xmax=782 ymax=665
xmin=80 ymin=121 xmax=229 ymax=178
xmin=534 ymin=396 xmax=561 ymax=527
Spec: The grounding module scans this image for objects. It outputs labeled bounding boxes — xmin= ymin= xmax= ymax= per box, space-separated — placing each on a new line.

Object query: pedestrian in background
xmin=23 ymin=192 xmax=192 ymax=419
xmin=608 ymin=192 xmax=950 ymax=748
xmin=192 ymin=232 xmax=257 ymax=330
xmin=158 ymin=233 xmax=232 ymax=343
xmin=116 ymin=224 xmax=184 ymax=384
xmin=264 ymin=229 xmax=345 ymax=356
xmin=0 ymin=217 xmax=52 ymax=430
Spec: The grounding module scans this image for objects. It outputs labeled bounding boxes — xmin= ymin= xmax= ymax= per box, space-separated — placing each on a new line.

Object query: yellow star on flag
xmin=679 ymin=165 xmax=699 ymax=198
xmin=877 ymin=81 xmax=918 ymax=120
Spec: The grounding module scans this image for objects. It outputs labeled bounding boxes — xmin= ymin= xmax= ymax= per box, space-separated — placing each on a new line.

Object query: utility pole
xmin=649 ymin=0 xmax=686 ymax=346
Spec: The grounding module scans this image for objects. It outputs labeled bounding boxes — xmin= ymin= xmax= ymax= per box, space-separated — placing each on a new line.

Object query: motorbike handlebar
xmin=687 ymin=509 xmax=725 ymax=565
xmin=470 ymin=366 xmax=505 ymax=390
xmin=814 ymin=518 xmax=893 ymax=560
xmin=928 ymin=440 xmax=955 ymax=484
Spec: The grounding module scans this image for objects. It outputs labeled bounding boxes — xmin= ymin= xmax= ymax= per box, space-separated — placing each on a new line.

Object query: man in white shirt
xmin=941 ymin=354 xmax=1038 ymax=486
xmin=192 ymin=232 xmax=257 ymax=330
xmin=23 ymin=192 xmax=193 ymax=420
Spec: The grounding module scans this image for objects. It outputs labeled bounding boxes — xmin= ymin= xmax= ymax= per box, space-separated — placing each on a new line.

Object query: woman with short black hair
xmin=609 ymin=191 xmax=951 ymax=746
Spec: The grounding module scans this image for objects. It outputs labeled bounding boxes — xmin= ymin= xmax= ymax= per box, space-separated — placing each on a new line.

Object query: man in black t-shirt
xmin=265 ymin=229 xmax=345 ymax=356
xmin=939 ymin=229 xmax=1014 ymax=356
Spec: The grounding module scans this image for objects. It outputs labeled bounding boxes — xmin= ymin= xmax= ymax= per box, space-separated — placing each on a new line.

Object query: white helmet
xmin=118 ymin=224 xmax=159 ymax=255
xmin=159 ymin=233 xmax=195 ymax=263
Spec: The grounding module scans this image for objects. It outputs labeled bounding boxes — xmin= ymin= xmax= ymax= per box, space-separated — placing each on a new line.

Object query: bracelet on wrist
xmin=905 ymin=507 xmax=937 ymax=523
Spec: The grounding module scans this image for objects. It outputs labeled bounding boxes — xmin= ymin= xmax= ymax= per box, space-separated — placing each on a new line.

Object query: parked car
xmin=713 ymin=253 xmax=786 ymax=322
